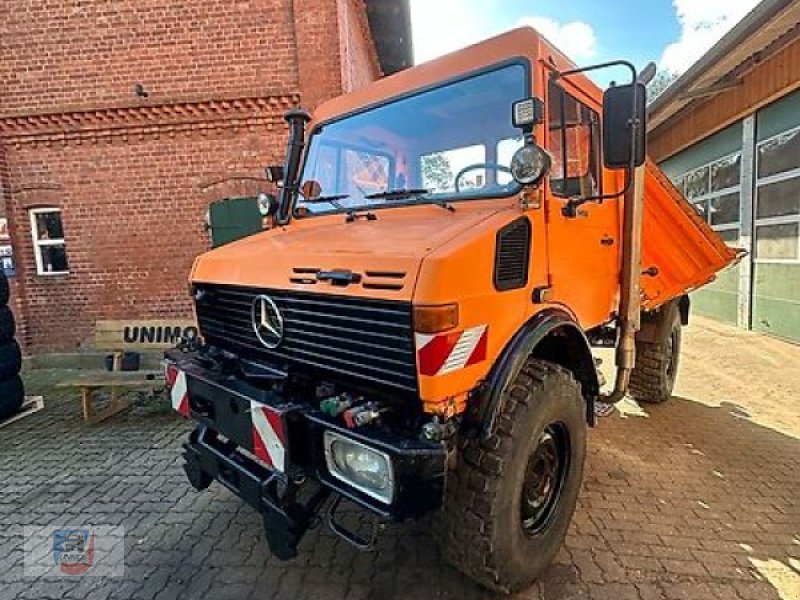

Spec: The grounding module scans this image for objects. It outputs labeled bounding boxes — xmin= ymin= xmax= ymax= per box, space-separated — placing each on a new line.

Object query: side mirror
xmin=256 ymin=192 xmax=278 ymax=217
xmin=602 ymin=82 xmax=646 ymax=169
xmin=265 ymin=165 xmax=284 ymax=184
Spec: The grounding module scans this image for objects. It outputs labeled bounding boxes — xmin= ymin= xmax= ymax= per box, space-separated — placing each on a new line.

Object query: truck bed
xmin=639 ymin=159 xmax=743 ymax=311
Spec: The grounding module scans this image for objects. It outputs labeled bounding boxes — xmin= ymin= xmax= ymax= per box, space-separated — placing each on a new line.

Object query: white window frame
xmin=30 ymin=207 xmax=69 ymax=276
xmin=753 ymin=124 xmax=800 ymax=264
xmin=677 ymin=150 xmax=743 ymax=245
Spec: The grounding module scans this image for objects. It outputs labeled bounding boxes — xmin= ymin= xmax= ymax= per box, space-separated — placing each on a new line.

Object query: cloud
xmin=517 ymin=16 xmax=598 ymax=60
xmin=660 ymin=0 xmax=761 ymax=75
xmin=410 ymin=0 xmax=505 ymax=64
xmin=410 ymin=1 xmax=597 ymax=65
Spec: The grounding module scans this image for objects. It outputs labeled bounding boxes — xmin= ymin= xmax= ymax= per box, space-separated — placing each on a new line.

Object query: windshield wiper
xmin=364 ymin=188 xmax=455 ymax=212
xmin=304 ymin=193 xmax=351 ymax=204
xmin=301 ymin=193 xmax=351 ymax=213
xmin=365 ymin=188 xmax=430 ymax=200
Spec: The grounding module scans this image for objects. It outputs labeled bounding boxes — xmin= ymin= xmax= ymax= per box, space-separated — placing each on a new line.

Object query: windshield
xmin=297 ymin=62 xmax=529 ymax=214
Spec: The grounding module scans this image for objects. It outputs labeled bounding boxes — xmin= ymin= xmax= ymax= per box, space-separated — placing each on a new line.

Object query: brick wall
xmin=0 ymin=0 xmax=381 ymax=354
xmin=0 ymin=0 xmax=299 ymax=114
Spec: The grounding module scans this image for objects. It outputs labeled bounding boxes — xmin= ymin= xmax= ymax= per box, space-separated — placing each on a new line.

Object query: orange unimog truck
xmin=165 ymin=28 xmax=739 ymax=592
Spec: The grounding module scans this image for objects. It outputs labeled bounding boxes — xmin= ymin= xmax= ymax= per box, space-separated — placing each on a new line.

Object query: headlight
xmin=510 ymin=144 xmax=551 ymax=186
xmin=324 ymin=431 xmax=394 ymax=504
xmin=257 ymin=192 xmax=277 ymax=216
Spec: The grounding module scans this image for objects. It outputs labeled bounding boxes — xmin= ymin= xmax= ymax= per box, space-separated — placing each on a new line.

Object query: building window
xmin=30 ymin=208 xmax=69 ymax=275
xmin=677 ymin=151 xmax=742 ymax=247
xmin=547 ymin=80 xmax=601 ymax=198
xmin=755 ymin=125 xmax=800 ymax=263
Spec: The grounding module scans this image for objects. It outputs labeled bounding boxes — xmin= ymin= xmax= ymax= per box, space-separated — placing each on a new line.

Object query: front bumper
xmin=166 ymin=349 xmax=446 ymax=557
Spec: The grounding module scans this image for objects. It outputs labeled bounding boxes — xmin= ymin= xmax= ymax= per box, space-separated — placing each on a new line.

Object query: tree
xmin=420 ymin=152 xmax=453 ymax=192
xmin=647 ymin=70 xmax=680 ymax=103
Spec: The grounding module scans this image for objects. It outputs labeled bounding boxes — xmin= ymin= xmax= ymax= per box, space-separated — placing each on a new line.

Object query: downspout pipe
xmin=276 ymin=108 xmax=312 ymax=226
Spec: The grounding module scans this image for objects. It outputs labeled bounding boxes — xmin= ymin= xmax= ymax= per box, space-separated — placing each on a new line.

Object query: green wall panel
xmin=690 ymin=264 xmax=739 ymax=324
xmin=756 ymin=88 xmax=800 ymax=142
xmin=660 ymin=121 xmax=743 ymax=180
xmin=752 ymin=262 xmax=800 ymax=342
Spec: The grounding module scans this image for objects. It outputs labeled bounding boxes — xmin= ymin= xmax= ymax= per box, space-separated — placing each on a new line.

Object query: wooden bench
xmin=57 ymin=370 xmax=164 ymax=425
xmin=55 ymin=319 xmax=197 ymax=424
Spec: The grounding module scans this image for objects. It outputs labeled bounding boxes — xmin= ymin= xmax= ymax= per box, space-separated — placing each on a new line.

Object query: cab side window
xmin=547 ymin=81 xmax=601 ymax=198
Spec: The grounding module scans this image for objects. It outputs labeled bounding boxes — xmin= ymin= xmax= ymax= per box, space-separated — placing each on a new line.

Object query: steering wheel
xmin=454 ymin=163 xmax=513 ymax=194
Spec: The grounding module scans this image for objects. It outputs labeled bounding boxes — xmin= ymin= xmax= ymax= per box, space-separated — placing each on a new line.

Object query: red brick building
xmin=0 ymin=0 xmax=412 ymax=355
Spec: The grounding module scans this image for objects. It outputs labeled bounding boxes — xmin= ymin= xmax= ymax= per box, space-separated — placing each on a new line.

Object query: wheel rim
xmin=665 ymin=328 xmax=679 ymax=381
xmin=520 ymin=423 xmax=570 ymax=536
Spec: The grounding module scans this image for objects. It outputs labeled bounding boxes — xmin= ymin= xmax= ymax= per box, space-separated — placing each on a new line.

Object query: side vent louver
xmin=494 ymin=217 xmax=531 ymax=291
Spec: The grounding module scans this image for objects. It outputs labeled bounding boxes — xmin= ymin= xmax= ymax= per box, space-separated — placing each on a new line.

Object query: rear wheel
xmin=0 ymin=375 xmax=24 ymax=420
xmin=436 ymin=359 xmax=586 ymax=593
xmin=629 ymin=311 xmax=681 ymax=404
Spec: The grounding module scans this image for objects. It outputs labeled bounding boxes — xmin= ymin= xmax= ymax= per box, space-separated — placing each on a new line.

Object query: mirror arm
xmin=553 ymin=60 xmax=637 ymax=86
xmin=561 ymin=167 xmax=634 ymax=216
xmin=558 ymin=59 xmax=646 ymax=217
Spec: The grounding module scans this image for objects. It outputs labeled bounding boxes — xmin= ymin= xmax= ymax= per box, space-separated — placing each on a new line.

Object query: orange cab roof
xmin=312 ymin=27 xmax=598 ymax=125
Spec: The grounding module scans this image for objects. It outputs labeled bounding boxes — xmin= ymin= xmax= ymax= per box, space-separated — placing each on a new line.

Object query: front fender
xmin=465 ymin=308 xmax=599 ymax=439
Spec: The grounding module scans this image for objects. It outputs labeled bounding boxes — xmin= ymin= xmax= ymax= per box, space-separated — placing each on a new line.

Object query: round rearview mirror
xmin=257 ymin=192 xmax=278 ymax=216
xmin=510 ymin=144 xmax=551 ymax=186
xmin=301 ymin=179 xmax=322 ymax=200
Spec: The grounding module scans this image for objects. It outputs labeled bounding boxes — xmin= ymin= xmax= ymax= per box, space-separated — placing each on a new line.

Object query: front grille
xmin=194 ymin=284 xmax=418 ymax=394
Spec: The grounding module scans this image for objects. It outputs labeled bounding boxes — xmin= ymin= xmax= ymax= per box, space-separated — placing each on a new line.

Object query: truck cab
xmin=166 ymin=28 xmax=738 ymax=593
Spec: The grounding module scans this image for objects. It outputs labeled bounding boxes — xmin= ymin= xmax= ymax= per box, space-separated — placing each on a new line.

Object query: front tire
xmin=436 ymin=359 xmax=587 ymax=593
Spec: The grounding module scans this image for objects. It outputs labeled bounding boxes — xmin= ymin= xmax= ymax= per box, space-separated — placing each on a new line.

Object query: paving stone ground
xmin=1 ymin=316 xmax=798 ymax=600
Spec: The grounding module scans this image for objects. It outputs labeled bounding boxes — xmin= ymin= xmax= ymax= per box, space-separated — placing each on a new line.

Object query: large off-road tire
xmin=0 ymin=271 xmax=8 ymax=306
xmin=0 ymin=375 xmax=25 ymax=421
xmin=0 ymin=306 xmax=16 ymax=345
xmin=629 ymin=311 xmax=681 ymax=404
xmin=436 ymin=359 xmax=587 ymax=593
xmin=0 ymin=340 xmax=22 ymax=380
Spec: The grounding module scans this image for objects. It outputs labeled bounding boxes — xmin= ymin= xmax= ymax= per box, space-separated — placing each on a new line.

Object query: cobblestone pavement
xmin=1 ymin=317 xmax=799 ymax=600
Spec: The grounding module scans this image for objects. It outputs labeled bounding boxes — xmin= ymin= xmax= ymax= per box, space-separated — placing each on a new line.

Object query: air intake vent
xmin=494 ymin=217 xmax=531 ymax=291
xmin=362 ymin=270 xmax=407 ymax=291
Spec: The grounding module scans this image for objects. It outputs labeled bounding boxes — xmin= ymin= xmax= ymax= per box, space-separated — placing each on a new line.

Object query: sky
xmin=410 ymin=0 xmax=763 ymax=84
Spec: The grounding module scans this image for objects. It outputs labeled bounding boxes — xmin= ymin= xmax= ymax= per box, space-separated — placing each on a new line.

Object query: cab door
xmin=542 ymin=77 xmax=622 ymax=328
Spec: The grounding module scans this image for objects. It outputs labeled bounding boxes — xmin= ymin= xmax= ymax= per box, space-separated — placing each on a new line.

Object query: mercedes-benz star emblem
xmin=251 ymin=295 xmax=284 ymax=349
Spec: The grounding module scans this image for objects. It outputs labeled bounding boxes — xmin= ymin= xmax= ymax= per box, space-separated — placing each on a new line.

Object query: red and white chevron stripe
xmin=166 ymin=364 xmax=189 ymax=417
xmin=416 ymin=325 xmax=488 ymax=376
xmin=250 ymin=402 xmax=286 ymax=472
